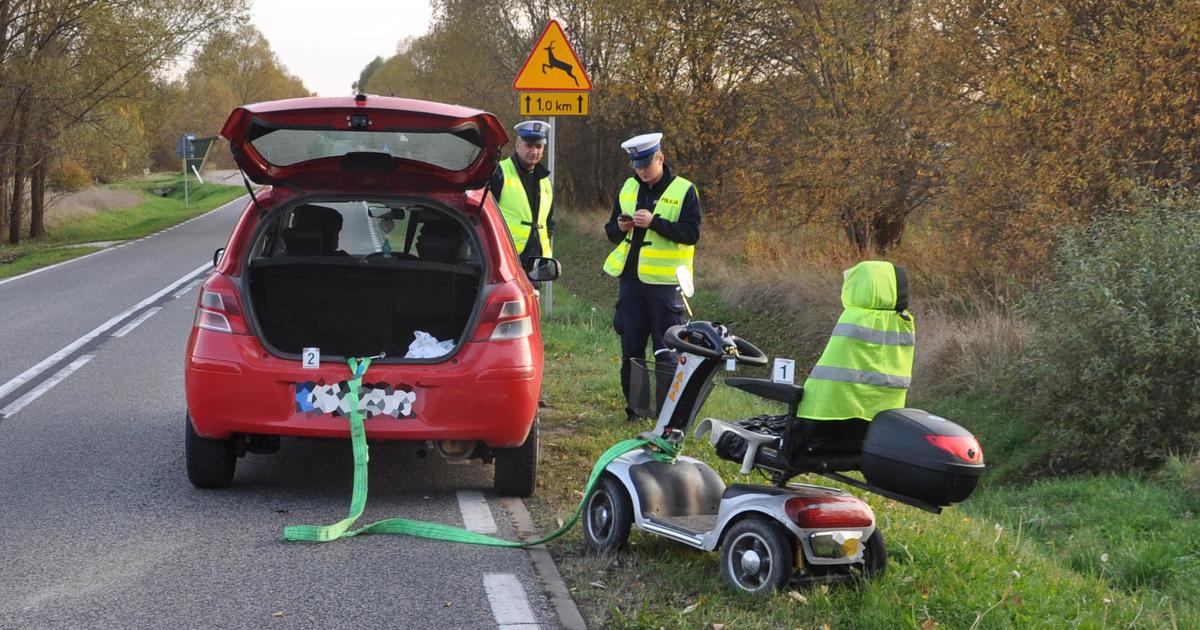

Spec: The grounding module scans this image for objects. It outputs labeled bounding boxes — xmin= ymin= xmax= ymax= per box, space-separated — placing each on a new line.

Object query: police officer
xmin=603 ymin=132 xmax=702 ymax=421
xmin=490 ymin=120 xmax=554 ymax=264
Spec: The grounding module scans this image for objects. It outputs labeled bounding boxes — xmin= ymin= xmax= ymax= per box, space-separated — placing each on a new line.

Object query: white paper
xmin=772 ymin=358 xmax=795 ymax=384
xmin=302 ymin=347 xmax=320 ymax=369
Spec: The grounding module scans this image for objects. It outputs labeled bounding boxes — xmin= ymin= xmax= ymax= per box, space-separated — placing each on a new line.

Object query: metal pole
xmin=545 ymin=116 xmax=555 ymax=316
xmin=183 ymin=160 xmax=189 ymax=208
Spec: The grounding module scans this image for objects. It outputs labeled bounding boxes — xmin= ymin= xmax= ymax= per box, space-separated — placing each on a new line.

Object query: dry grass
xmin=561 ymin=207 xmax=1028 ymax=400
xmin=43 ymin=188 xmax=142 ymax=227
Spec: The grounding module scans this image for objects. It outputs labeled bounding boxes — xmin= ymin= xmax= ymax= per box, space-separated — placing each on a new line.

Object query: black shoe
xmin=625 ymin=412 xmax=639 ymax=423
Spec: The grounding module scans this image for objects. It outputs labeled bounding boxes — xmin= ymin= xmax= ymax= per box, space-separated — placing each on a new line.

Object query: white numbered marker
xmin=302 ymin=347 xmax=320 ymax=369
xmin=772 ymin=358 xmax=795 ymax=384
xmin=725 ymin=357 xmax=737 ymax=371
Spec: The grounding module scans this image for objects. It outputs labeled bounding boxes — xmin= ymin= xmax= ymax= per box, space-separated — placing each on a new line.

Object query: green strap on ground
xmin=284 ymin=357 xmax=677 ymax=547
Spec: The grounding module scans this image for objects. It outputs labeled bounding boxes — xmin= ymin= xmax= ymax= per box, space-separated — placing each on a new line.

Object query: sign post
xmin=513 ymin=20 xmax=593 ymax=316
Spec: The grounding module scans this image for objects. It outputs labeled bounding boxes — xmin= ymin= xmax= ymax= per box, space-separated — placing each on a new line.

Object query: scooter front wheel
xmin=720 ymin=515 xmax=795 ymax=594
xmin=583 ymin=474 xmax=633 ymax=553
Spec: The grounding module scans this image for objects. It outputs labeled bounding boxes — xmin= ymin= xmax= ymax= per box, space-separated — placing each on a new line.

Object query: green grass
xmin=0 ymin=173 xmax=243 ymax=279
xmin=526 ymin=218 xmax=1198 ymax=628
xmin=534 ymin=289 xmax=1194 ymax=628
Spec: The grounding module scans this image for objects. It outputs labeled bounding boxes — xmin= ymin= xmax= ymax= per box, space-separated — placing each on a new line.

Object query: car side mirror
xmin=524 ymin=256 xmax=561 ymax=282
xmin=213 ymin=247 xmax=225 ymax=267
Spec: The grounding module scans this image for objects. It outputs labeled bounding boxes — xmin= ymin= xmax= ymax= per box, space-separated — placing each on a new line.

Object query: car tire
xmin=583 ymin=473 xmax=634 ymax=553
xmin=494 ymin=417 xmax=538 ymax=497
xmin=185 ymin=414 xmax=236 ymax=489
xmin=720 ymin=515 xmax=795 ymax=594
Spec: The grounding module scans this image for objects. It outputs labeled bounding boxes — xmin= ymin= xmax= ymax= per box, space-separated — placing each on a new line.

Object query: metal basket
xmin=628 ymin=353 xmax=678 ymax=418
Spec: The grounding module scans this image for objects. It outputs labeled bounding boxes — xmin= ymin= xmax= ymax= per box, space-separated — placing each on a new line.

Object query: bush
xmin=1010 ymin=190 xmax=1200 ymax=472
xmin=48 ymin=158 xmax=92 ymax=191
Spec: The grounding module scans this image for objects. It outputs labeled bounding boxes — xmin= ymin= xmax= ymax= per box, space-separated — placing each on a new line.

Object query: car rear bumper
xmin=185 ymin=329 xmax=540 ymax=447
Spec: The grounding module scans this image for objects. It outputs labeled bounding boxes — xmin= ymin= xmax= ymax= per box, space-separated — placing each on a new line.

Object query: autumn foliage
xmin=362 ymin=0 xmax=1199 ymax=281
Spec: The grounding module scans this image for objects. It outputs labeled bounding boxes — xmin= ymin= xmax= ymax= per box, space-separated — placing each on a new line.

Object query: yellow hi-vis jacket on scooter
xmin=795 ymin=261 xmax=915 ymax=421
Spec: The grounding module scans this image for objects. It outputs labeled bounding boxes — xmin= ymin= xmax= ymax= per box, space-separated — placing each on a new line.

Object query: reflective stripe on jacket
xmin=496 ymin=157 xmax=553 ymax=257
xmin=603 ymin=176 xmax=695 ymax=284
xmin=796 ymin=260 xmax=915 ymax=421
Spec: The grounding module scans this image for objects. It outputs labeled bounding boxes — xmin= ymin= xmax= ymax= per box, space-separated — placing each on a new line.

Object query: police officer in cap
xmin=603 ymin=132 xmax=702 ymax=421
xmin=490 ymin=120 xmax=554 ymax=264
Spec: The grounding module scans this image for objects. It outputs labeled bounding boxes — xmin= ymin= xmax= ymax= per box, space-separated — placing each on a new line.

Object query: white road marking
xmin=484 ymin=573 xmax=538 ymax=629
xmin=0 ymin=262 xmax=211 ymax=402
xmin=0 ymin=194 xmax=245 ymax=288
xmin=363 ymin=202 xmax=383 ymax=251
xmin=0 ymin=354 xmax=94 ymax=419
xmin=457 ymin=490 xmax=498 ymax=534
xmin=112 ymin=307 xmax=162 ymax=338
xmin=172 ymin=278 xmax=203 ymax=299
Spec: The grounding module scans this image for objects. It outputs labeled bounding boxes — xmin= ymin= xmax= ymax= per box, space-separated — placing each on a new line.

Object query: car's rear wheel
xmin=494 ymin=417 xmax=538 ymax=497
xmin=185 ymin=414 xmax=237 ymax=489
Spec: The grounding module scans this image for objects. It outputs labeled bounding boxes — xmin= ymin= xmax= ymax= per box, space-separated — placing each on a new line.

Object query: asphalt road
xmin=0 ymin=196 xmax=564 ymax=629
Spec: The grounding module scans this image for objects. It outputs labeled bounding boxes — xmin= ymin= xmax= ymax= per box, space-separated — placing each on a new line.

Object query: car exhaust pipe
xmin=432 ymin=440 xmax=476 ymax=461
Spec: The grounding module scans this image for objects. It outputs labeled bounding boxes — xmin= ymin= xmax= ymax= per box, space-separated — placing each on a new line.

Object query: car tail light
xmin=926 ymin=435 xmax=983 ymax=464
xmin=474 ymin=281 xmax=533 ymax=342
xmin=785 ymin=495 xmax=874 ymax=529
xmin=194 ymin=272 xmax=250 ymax=335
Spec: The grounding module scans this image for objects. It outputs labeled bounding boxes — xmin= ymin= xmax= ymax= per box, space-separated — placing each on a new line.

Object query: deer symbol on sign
xmin=541 ymin=42 xmax=580 ymax=86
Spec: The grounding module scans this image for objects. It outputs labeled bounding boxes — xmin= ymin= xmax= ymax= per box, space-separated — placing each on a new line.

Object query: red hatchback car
xmin=184 ymin=95 xmax=558 ymax=496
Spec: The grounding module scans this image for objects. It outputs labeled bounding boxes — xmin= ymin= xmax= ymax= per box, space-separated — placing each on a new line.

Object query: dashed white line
xmin=0 ymin=194 xmax=245 ymax=288
xmin=172 ymin=278 xmax=203 ymax=299
xmin=0 ymin=262 xmax=211 ymax=402
xmin=0 ymin=354 xmax=94 ymax=419
xmin=112 ymin=307 xmax=162 ymax=338
xmin=457 ymin=490 xmax=498 ymax=534
xmin=484 ymin=573 xmax=538 ymax=629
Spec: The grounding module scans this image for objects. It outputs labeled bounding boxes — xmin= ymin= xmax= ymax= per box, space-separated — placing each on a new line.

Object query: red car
xmin=184 ymin=95 xmax=558 ymax=496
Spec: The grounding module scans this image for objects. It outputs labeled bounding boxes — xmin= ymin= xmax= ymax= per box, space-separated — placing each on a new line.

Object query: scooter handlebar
xmin=665 ymin=324 xmax=725 ymax=359
xmin=731 ymin=336 xmax=768 ymax=366
xmin=663 ymin=324 xmax=769 ymax=366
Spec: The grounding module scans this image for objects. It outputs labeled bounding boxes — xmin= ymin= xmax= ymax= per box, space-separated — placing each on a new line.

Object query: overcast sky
xmin=249 ymin=0 xmax=434 ymax=96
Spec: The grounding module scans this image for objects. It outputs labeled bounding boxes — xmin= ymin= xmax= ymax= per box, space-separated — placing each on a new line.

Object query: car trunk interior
xmin=244 ymin=201 xmax=483 ymax=360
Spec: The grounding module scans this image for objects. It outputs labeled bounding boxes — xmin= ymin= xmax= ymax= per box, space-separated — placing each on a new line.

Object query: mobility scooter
xmin=582 ymin=264 xmax=985 ymax=593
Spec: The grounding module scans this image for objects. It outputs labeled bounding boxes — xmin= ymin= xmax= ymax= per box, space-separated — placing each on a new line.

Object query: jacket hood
xmin=841 ymin=261 xmax=908 ymax=311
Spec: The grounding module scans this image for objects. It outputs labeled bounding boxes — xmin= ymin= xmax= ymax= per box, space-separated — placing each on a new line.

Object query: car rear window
xmin=248 ymin=128 xmax=483 ymax=171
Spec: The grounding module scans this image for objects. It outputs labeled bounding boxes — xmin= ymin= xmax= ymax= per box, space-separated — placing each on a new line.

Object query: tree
xmin=0 ymin=0 xmax=248 ymax=243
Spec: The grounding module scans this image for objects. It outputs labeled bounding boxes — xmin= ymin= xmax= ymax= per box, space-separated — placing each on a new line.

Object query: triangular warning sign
xmin=513 ymin=20 xmax=592 ymax=92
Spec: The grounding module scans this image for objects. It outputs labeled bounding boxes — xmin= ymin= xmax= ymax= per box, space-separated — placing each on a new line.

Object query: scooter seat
xmin=701 ymin=414 xmax=867 ymax=476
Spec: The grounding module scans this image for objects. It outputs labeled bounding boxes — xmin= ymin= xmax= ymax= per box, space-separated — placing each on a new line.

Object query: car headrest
xmin=282 ymin=227 xmax=324 ymax=256
xmin=291 ymin=204 xmax=343 ymax=252
xmin=416 ymin=222 xmax=465 ymax=262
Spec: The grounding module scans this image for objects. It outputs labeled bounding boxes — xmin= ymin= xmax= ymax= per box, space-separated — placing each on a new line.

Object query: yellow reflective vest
xmin=496 ymin=157 xmax=553 ymax=257
xmin=795 ymin=261 xmax=915 ymax=421
xmin=603 ymin=176 xmax=695 ymax=284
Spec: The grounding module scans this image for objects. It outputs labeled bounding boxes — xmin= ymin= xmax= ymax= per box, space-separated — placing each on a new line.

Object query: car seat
xmin=415 ymin=221 xmax=467 ymax=263
xmin=290 ymin=204 xmax=349 ymax=256
xmin=281 ymin=227 xmax=324 ymax=256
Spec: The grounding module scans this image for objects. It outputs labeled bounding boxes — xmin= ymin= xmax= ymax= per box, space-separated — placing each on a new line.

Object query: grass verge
xmin=0 ymin=173 xmax=243 ymax=280
xmin=534 ymin=289 xmax=1195 ymax=628
xmin=529 ymin=217 xmax=1197 ymax=627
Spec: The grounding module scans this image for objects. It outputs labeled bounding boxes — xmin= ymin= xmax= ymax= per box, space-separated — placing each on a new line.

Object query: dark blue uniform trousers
xmin=616 ymin=279 xmax=686 ymax=417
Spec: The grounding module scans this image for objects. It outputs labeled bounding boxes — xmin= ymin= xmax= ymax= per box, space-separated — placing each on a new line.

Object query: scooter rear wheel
xmin=583 ymin=474 xmax=633 ymax=553
xmin=720 ymin=515 xmax=795 ymax=594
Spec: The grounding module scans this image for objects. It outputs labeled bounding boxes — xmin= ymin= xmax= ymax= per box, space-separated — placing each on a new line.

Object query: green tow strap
xmin=284 ymin=357 xmax=678 ymax=546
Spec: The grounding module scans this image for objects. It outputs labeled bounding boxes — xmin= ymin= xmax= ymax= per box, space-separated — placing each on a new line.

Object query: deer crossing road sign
xmin=512 ymin=20 xmax=593 ymax=93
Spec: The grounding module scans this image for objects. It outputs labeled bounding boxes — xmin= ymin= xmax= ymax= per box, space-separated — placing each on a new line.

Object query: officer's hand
xmin=617 ymin=214 xmax=634 ymax=232
xmin=633 ymin=209 xmax=654 ymax=228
